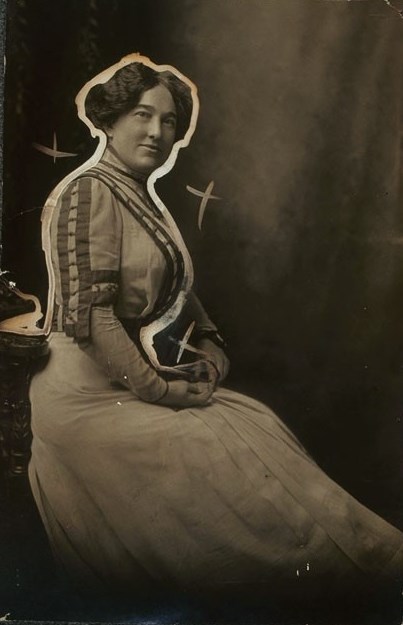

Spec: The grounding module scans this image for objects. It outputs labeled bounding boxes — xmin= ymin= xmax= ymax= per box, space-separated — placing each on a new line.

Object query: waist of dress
xmin=35 ymin=332 xmax=121 ymax=393
xmin=52 ymin=302 xmax=142 ymax=338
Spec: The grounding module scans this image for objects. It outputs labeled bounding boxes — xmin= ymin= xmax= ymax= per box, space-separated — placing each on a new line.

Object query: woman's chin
xmin=133 ymin=158 xmax=165 ymax=176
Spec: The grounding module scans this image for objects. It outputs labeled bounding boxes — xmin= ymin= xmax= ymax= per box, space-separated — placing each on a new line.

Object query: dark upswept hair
xmin=85 ymin=62 xmax=193 ymax=141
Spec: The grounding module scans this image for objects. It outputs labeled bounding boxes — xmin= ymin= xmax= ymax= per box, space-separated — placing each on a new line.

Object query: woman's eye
xmin=164 ymin=118 xmax=176 ymax=128
xmin=135 ymin=110 xmax=151 ymax=118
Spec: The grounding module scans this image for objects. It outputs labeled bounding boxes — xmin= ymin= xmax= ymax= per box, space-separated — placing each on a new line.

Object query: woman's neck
xmin=101 ymin=145 xmax=148 ymax=183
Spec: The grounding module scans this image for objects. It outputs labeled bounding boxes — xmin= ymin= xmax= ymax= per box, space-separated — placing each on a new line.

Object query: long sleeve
xmin=82 ymin=305 xmax=168 ymax=403
xmin=52 ymin=176 xmax=122 ymax=340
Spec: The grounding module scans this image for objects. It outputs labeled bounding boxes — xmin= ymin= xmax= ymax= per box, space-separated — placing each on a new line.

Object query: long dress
xmin=29 ymin=151 xmax=403 ymax=602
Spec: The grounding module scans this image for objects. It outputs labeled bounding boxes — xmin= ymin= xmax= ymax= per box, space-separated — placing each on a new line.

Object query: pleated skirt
xmin=29 ymin=333 xmax=403 ymax=599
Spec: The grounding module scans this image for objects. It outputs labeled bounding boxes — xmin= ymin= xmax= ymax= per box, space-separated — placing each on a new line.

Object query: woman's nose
xmin=147 ymin=116 xmax=162 ymax=139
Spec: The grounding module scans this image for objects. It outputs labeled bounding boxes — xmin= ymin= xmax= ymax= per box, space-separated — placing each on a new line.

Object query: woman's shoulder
xmin=59 ymin=170 xmax=116 ymax=197
xmin=55 ymin=171 xmax=120 ymax=215
xmin=52 ymin=170 xmax=124 ymax=236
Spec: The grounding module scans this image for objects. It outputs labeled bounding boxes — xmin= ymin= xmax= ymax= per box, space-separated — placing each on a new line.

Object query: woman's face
xmin=107 ymin=84 xmax=178 ymax=175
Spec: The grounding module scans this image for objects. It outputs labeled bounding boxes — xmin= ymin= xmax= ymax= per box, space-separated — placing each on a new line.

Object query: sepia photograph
xmin=0 ymin=1 xmax=402 ymax=624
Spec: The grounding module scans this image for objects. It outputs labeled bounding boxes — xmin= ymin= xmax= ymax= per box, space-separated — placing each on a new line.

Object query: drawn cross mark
xmin=33 ymin=132 xmax=78 ymax=163
xmin=175 ymin=321 xmax=196 ymax=363
xmin=186 ymin=180 xmax=221 ymax=230
xmin=168 ymin=321 xmax=206 ymax=363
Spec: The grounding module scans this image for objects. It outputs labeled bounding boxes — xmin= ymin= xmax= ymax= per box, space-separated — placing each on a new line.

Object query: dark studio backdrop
xmin=1 ymin=0 xmax=403 ymax=618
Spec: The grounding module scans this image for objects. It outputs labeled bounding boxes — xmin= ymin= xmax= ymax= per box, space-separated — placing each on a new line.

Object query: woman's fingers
xmin=206 ymin=355 xmax=229 ymax=383
xmin=187 ymin=380 xmax=214 ymax=402
xmin=196 ymin=338 xmax=230 ymax=383
xmin=188 ymin=381 xmax=203 ymax=394
xmin=188 ymin=380 xmax=213 ymax=394
xmin=217 ymin=352 xmax=230 ymax=379
xmin=220 ymin=354 xmax=230 ymax=379
xmin=156 ymin=379 xmax=214 ymax=408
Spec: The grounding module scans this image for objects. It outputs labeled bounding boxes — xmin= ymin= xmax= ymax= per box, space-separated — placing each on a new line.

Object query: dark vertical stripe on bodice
xmin=74 ymin=178 xmax=93 ymax=337
xmin=57 ymin=178 xmax=94 ymax=337
xmin=57 ymin=187 xmax=72 ymax=311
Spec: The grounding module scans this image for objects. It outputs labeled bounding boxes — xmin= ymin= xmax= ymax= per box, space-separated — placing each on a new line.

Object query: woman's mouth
xmin=140 ymin=144 xmax=161 ymax=153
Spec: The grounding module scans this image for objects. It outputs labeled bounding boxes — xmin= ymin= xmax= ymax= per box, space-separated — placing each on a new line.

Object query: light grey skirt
xmin=29 ymin=333 xmax=403 ymax=596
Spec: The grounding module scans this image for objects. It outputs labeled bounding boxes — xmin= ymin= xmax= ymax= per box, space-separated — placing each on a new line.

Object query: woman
xmin=29 ymin=54 xmax=403 ymax=603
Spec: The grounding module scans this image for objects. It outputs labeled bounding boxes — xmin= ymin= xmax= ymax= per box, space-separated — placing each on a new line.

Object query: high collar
xmin=100 ymin=145 xmax=148 ymax=184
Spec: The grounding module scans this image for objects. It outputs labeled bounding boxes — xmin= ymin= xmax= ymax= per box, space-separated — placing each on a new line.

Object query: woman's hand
xmin=197 ymin=338 xmax=230 ymax=383
xmin=174 ymin=359 xmax=219 ymax=386
xmin=156 ymin=379 xmax=215 ymax=408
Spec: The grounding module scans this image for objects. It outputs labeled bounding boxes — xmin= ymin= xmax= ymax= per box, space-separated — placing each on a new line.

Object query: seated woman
xmin=29 ymin=54 xmax=403 ymax=604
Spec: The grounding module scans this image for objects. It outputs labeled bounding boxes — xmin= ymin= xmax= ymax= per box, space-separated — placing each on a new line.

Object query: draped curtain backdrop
xmin=2 ymin=0 xmax=403 ymax=518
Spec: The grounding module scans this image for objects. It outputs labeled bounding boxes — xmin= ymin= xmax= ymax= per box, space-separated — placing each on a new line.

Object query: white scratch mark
xmin=0 ymin=614 xmax=11 ymax=622
xmin=306 ymin=562 xmax=310 ymax=572
xmin=33 ymin=132 xmax=78 ymax=163
xmin=117 ymin=401 xmax=122 ymax=406
xmin=5 ymin=204 xmax=44 ymax=221
xmin=175 ymin=320 xmax=196 ymax=363
xmin=382 ymin=0 xmax=403 ymax=19
xmin=296 ymin=569 xmax=300 ymax=577
xmin=186 ymin=181 xmax=221 ymax=230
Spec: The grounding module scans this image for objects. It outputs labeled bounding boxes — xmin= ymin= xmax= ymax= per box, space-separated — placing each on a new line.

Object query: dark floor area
xmin=0 ymin=467 xmax=402 ymax=625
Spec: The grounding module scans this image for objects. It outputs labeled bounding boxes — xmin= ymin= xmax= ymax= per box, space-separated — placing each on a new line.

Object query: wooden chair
xmin=0 ymin=330 xmax=48 ymax=477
